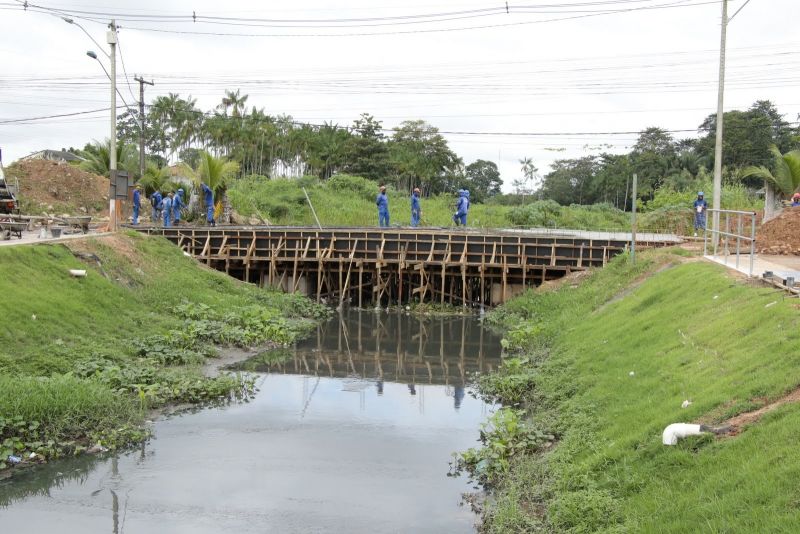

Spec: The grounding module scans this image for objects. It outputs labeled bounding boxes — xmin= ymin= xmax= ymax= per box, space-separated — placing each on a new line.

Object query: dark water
xmin=0 ymin=311 xmax=502 ymax=533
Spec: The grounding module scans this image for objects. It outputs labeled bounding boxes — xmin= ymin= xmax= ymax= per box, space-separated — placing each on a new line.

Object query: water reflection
xmin=239 ymin=310 xmax=504 ymax=398
xmin=0 ymin=312 xmax=501 ymax=533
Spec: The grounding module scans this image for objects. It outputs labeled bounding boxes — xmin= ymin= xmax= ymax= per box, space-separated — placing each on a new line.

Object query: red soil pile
xmin=5 ymin=159 xmax=108 ymax=216
xmin=756 ymin=207 xmax=800 ymax=255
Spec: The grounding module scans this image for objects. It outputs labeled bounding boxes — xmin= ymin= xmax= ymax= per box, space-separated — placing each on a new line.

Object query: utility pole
xmin=134 ymin=76 xmax=154 ymax=178
xmin=108 ymin=20 xmax=118 ymax=231
xmin=712 ymin=0 xmax=728 ymax=245
xmin=631 ymin=173 xmax=638 ymax=265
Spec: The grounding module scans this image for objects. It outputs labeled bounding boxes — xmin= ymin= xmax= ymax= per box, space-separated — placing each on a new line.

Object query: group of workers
xmin=376 ymin=185 xmax=470 ymax=228
xmin=130 ymin=183 xmax=217 ymax=227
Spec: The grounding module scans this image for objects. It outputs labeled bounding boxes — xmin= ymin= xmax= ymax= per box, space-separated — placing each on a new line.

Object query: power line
xmin=0 ymin=106 xmax=120 ymax=124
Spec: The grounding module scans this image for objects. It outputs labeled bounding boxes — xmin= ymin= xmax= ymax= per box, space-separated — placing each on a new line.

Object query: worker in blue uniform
xmin=151 ymin=190 xmax=162 ymax=223
xmin=453 ymin=189 xmax=470 ymax=226
xmin=410 ymin=187 xmax=421 ymax=227
xmin=132 ymin=185 xmax=141 ymax=225
xmin=201 ymin=182 xmax=215 ymax=227
xmin=162 ymin=192 xmax=173 ymax=228
xmin=172 ymin=188 xmax=184 ymax=225
xmin=693 ymin=191 xmax=707 ymax=237
xmin=376 ymin=185 xmax=389 ymax=227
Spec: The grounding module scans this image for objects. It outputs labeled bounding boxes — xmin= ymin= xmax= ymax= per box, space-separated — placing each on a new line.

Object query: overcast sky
xmin=1 ymin=0 xmax=798 ymax=191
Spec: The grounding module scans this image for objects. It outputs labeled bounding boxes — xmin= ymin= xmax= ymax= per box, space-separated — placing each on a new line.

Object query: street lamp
xmin=64 ymin=17 xmax=118 ymax=231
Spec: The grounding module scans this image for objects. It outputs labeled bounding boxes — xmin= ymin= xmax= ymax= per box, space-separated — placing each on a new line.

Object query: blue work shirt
xmin=152 ymin=191 xmax=163 ymax=209
xmin=376 ymin=192 xmax=389 ymax=212
xmin=133 ymin=189 xmax=141 ymax=209
xmin=693 ymin=199 xmax=707 ymax=211
xmin=201 ymin=184 xmax=214 ymax=207
xmin=411 ymin=193 xmax=420 ymax=213
xmin=172 ymin=192 xmax=183 ymax=217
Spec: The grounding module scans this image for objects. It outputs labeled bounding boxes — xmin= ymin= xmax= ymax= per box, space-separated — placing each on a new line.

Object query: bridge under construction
xmin=137 ymin=226 xmax=679 ymax=307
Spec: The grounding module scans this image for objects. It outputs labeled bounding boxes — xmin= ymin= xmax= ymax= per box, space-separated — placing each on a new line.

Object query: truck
xmin=0 ymin=149 xmax=20 ymax=215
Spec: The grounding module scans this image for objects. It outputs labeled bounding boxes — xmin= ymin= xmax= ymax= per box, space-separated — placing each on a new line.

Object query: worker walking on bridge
xmin=201 ymin=182 xmax=215 ymax=227
xmin=410 ymin=187 xmax=421 ymax=227
xmin=132 ymin=184 xmax=141 ymax=225
xmin=162 ymin=192 xmax=173 ymax=228
xmin=376 ymin=185 xmax=389 ymax=227
xmin=172 ymin=188 xmax=184 ymax=225
xmin=453 ymin=189 xmax=470 ymax=226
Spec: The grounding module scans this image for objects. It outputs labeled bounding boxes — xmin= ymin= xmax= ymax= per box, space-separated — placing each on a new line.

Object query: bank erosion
xmin=469 ymin=248 xmax=800 ymax=533
xmin=0 ymin=232 xmax=327 ymax=472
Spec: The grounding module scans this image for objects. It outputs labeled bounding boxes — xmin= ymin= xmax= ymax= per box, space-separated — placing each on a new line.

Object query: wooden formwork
xmin=137 ymin=226 xmax=643 ymax=307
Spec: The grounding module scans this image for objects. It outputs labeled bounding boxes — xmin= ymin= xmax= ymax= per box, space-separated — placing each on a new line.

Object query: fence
xmin=703 ymin=208 xmax=757 ymax=277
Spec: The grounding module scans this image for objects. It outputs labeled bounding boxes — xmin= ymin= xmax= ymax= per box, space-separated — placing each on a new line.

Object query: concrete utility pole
xmin=712 ymin=0 xmax=727 ymax=245
xmin=108 ymin=20 xmax=118 ymax=231
xmin=134 ymin=76 xmax=154 ymax=178
xmin=631 ymin=173 xmax=638 ymax=265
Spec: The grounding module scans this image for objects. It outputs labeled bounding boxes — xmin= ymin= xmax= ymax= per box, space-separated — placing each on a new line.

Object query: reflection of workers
xmin=172 ymin=188 xmax=184 ymax=225
xmin=693 ymin=191 xmax=707 ymax=237
xmin=132 ymin=185 xmax=141 ymax=225
xmin=162 ymin=192 xmax=174 ymax=228
xmin=792 ymin=193 xmax=800 ymax=207
xmin=454 ymin=385 xmax=465 ymax=410
xmin=376 ymin=380 xmax=384 ymax=396
xmin=201 ymin=182 xmax=215 ymax=227
xmin=410 ymin=187 xmax=421 ymax=227
xmin=453 ymin=189 xmax=470 ymax=226
xmin=407 ymin=383 xmax=416 ymax=396
xmin=376 ymin=185 xmax=390 ymax=227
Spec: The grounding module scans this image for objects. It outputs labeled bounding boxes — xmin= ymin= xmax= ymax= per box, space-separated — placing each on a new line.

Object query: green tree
xmin=136 ymin=162 xmax=171 ymax=195
xmin=388 ymin=120 xmax=461 ymax=194
xmin=344 ymin=113 xmax=391 ymax=181
xmin=463 ymin=159 xmax=502 ymax=202
xmin=540 ymin=156 xmax=599 ymax=205
xmin=630 ymin=127 xmax=677 ymax=197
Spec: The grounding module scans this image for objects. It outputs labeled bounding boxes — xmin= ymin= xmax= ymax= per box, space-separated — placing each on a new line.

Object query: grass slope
xmin=483 ymin=251 xmax=800 ymax=532
xmin=0 ymin=232 xmax=323 ymax=469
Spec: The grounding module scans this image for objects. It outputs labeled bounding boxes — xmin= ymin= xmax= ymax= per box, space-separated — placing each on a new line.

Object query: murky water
xmin=0 ymin=311 xmax=502 ymax=533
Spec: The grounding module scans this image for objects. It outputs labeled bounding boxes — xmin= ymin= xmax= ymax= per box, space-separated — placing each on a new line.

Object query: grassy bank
xmin=0 ymin=232 xmax=327 ymax=471
xmin=467 ymin=250 xmax=800 ymax=532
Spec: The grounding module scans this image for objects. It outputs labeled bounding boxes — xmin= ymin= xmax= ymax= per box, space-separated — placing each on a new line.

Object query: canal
xmin=0 ymin=310 xmax=503 ymax=533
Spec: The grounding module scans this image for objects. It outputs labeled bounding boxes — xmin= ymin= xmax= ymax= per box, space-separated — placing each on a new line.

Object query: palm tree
xmin=80 ymin=139 xmax=138 ymax=178
xmin=218 ymin=89 xmax=248 ymax=118
xmin=742 ymin=146 xmax=800 ymax=221
xmin=742 ymin=146 xmax=800 ymax=197
xmin=136 ymin=162 xmax=171 ymax=195
xmin=180 ymin=151 xmax=239 ymax=223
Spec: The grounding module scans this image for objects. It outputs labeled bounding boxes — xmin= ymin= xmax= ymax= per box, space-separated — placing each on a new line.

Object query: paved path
xmin=705 ymin=252 xmax=800 ymax=281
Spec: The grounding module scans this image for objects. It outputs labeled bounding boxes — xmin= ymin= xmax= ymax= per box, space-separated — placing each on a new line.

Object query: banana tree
xmin=742 ymin=146 xmax=800 ymax=220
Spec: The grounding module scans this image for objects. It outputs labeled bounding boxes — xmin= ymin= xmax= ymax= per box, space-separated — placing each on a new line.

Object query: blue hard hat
xmin=178 ymin=188 xmax=184 ymax=193
xmin=698 ymin=191 xmax=704 ymax=196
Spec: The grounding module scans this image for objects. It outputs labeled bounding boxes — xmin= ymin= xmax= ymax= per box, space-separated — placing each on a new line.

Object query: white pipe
xmin=662 ymin=423 xmax=704 ymax=445
xmin=69 ymin=269 xmax=87 ymax=278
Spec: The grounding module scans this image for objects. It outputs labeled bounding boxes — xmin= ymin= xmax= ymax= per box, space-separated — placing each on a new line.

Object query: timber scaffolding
xmin=136 ymin=226 xmax=678 ymax=307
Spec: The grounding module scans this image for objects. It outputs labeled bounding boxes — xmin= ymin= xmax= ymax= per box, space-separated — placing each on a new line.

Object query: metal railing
xmin=703 ymin=208 xmax=757 ymax=276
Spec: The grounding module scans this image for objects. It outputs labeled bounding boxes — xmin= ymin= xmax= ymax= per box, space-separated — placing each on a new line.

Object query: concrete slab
xmin=704 ymin=252 xmax=800 ymax=279
xmin=0 ymin=229 xmax=110 ymax=247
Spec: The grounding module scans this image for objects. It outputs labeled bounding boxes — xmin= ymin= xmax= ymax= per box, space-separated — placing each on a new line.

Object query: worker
xmin=162 ymin=192 xmax=173 ymax=228
xmin=453 ymin=189 xmax=470 ymax=226
xmin=376 ymin=185 xmax=389 ymax=227
xmin=201 ymin=182 xmax=215 ymax=227
xmin=132 ymin=184 xmax=141 ymax=225
xmin=693 ymin=191 xmax=707 ymax=237
xmin=410 ymin=187 xmax=421 ymax=227
xmin=172 ymin=188 xmax=184 ymax=225
xmin=150 ymin=190 xmax=162 ymax=223
xmin=792 ymin=193 xmax=800 ymax=207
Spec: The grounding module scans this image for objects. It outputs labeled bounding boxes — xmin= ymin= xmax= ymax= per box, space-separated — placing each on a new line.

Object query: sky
xmin=1 ymin=0 xmax=798 ymax=192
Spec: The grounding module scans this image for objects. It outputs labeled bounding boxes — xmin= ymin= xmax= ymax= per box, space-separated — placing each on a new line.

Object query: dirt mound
xmin=6 ymin=159 xmax=108 ymax=216
xmin=756 ymin=207 xmax=800 ymax=255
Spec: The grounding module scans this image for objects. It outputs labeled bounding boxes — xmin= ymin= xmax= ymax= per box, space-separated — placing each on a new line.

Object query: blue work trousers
xmin=453 ymin=212 xmax=467 ymax=226
xmin=151 ymin=207 xmax=160 ymax=222
xmin=206 ymin=205 xmax=215 ymax=226
xmin=378 ymin=210 xmax=390 ymax=227
xmin=133 ymin=205 xmax=139 ymax=225
xmin=410 ymin=210 xmax=420 ymax=227
xmin=163 ymin=209 xmax=172 ymax=228
xmin=694 ymin=212 xmax=706 ymax=230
